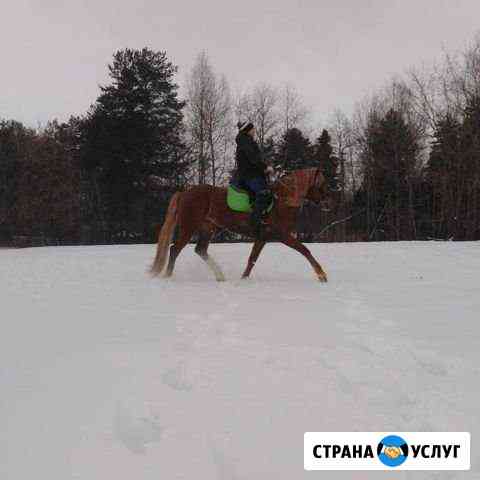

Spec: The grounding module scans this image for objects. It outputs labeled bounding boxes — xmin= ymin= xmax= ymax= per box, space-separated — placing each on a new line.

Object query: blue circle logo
xmin=377 ymin=435 xmax=409 ymax=467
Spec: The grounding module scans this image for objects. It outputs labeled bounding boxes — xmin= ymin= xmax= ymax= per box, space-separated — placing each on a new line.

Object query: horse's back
xmin=184 ymin=184 xmax=224 ymax=194
xmin=175 ymin=185 xmax=226 ymax=227
xmin=181 ymin=184 xmax=226 ymax=206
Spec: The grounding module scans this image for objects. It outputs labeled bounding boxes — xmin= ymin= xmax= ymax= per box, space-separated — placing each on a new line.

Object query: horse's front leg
xmin=280 ymin=233 xmax=328 ymax=282
xmin=242 ymin=240 xmax=266 ymax=278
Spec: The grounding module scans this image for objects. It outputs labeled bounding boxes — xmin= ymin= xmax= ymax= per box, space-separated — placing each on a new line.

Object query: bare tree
xmin=329 ymin=109 xmax=356 ymax=192
xmin=350 ymin=79 xmax=427 ymax=240
xmin=409 ymin=34 xmax=480 ymax=128
xmin=279 ymin=83 xmax=309 ymax=135
xmin=408 ymin=64 xmax=443 ymax=131
xmin=235 ymin=83 xmax=280 ymax=149
xmin=186 ymin=52 xmax=234 ymax=186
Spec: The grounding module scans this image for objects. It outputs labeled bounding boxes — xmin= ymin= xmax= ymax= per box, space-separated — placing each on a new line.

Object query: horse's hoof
xmin=318 ymin=274 xmax=328 ymax=283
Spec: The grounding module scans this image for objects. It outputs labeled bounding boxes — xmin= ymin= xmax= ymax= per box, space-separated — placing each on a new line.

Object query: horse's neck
xmin=273 ymin=172 xmax=296 ymax=191
xmin=273 ymin=171 xmax=302 ymax=207
xmin=274 ymin=168 xmax=317 ymax=207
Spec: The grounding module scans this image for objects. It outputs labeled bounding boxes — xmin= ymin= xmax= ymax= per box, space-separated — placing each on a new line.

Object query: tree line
xmin=1 ymin=35 xmax=480 ymax=246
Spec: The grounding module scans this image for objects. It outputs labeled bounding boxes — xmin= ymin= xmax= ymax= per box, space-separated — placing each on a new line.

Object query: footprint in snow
xmin=162 ymin=361 xmax=193 ymax=392
xmin=114 ymin=403 xmax=163 ymax=454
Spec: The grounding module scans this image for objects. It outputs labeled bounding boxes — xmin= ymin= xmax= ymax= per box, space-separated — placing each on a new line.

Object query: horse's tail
xmin=150 ymin=192 xmax=180 ymax=277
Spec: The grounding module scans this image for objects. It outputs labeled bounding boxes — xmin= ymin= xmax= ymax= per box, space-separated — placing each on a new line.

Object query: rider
xmin=233 ymin=121 xmax=273 ymax=236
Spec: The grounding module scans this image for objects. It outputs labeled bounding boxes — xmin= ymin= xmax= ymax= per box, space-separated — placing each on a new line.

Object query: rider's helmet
xmin=237 ymin=121 xmax=254 ymax=134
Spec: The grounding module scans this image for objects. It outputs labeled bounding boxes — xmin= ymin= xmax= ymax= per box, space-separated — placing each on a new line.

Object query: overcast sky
xmin=1 ymin=0 xmax=480 ymax=128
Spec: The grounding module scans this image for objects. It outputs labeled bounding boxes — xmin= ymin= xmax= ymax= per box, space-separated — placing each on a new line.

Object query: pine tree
xmin=274 ymin=127 xmax=311 ymax=173
xmin=14 ymin=121 xmax=81 ymax=244
xmin=312 ymin=129 xmax=338 ymax=190
xmin=459 ymin=94 xmax=480 ymax=239
xmin=80 ymin=48 xmax=187 ymax=242
xmin=0 ymin=120 xmax=35 ymax=243
xmin=424 ymin=114 xmax=461 ymax=239
xmin=362 ymin=109 xmax=419 ymax=240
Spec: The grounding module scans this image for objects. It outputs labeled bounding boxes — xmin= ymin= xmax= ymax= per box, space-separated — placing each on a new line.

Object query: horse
xmin=149 ymin=167 xmax=333 ymax=282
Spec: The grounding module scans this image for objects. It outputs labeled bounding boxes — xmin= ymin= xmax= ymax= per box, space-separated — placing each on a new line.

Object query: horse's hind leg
xmin=195 ymin=228 xmax=225 ymax=282
xmin=164 ymin=224 xmax=194 ymax=278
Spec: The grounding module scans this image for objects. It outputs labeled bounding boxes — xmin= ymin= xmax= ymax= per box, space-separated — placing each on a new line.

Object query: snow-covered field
xmin=1 ymin=241 xmax=478 ymax=479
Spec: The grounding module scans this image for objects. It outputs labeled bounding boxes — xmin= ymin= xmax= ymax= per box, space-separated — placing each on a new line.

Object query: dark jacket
xmin=234 ymin=132 xmax=267 ymax=181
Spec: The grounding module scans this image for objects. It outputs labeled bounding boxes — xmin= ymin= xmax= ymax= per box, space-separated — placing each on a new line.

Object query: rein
xmin=274 ymin=175 xmax=296 ymax=194
xmin=274 ymin=168 xmax=319 ymax=203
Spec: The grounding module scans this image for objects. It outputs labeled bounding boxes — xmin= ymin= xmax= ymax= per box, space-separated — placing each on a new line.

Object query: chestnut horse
xmin=149 ymin=168 xmax=331 ymax=282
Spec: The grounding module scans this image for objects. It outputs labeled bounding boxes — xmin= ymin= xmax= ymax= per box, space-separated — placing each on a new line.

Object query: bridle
xmin=274 ymin=173 xmax=295 ymax=195
xmin=275 ymin=167 xmax=322 ymax=193
xmin=271 ymin=168 xmax=327 ymax=210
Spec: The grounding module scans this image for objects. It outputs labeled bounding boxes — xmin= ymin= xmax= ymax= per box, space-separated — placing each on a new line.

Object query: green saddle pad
xmin=227 ymin=185 xmax=253 ymax=212
xmin=227 ymin=185 xmax=274 ymax=214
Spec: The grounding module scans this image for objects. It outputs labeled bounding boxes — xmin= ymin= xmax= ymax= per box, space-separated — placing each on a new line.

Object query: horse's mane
xmin=273 ymin=168 xmax=320 ymax=207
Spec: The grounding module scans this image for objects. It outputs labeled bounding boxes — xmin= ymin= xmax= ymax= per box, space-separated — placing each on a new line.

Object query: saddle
xmin=227 ymin=183 xmax=274 ymax=214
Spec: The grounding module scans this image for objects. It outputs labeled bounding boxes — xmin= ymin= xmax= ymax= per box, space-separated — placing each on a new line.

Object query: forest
xmin=1 ymin=34 xmax=480 ymax=246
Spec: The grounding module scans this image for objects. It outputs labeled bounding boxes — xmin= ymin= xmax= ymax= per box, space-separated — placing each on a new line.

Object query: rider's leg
xmin=243 ymin=177 xmax=270 ymax=235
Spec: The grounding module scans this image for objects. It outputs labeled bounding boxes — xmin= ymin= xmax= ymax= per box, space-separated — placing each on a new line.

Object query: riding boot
xmin=249 ymin=209 xmax=263 ymax=237
xmin=250 ymin=189 xmax=271 ymax=238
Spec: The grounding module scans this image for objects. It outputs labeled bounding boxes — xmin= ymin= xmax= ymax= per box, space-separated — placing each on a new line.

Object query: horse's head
xmin=305 ymin=168 xmax=337 ymax=211
xmin=275 ymin=167 xmax=338 ymax=210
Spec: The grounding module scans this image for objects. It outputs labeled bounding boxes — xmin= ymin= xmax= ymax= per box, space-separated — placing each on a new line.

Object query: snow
xmin=1 ymin=241 xmax=479 ymax=479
